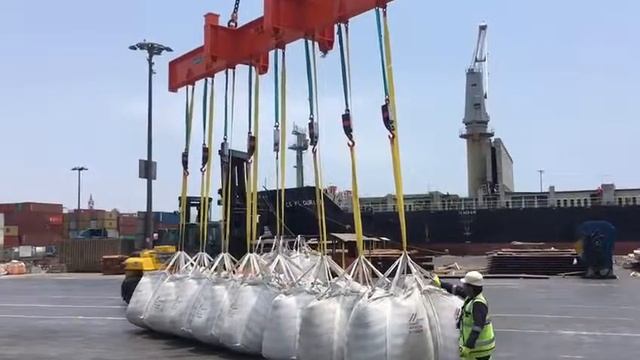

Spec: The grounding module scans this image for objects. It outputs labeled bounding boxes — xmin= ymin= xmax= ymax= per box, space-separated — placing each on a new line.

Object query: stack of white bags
xmin=125 ymin=238 xmax=463 ymax=360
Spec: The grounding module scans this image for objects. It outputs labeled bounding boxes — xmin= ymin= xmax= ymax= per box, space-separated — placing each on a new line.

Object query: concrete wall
xmin=466 ymin=137 xmax=493 ymax=197
xmin=493 ymin=138 xmax=514 ymax=192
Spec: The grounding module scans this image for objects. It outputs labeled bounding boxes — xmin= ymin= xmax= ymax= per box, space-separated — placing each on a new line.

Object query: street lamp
xmin=71 ymin=166 xmax=88 ymax=229
xmin=129 ymin=40 xmax=173 ymax=248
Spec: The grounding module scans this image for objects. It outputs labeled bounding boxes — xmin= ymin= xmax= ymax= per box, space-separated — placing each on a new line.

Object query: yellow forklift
xmin=120 ymin=197 xmax=219 ymax=303
xmin=120 ymin=244 xmax=177 ymax=303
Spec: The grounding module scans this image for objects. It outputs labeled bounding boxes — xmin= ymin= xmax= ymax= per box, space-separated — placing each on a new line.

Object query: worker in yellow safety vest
xmin=434 ymin=271 xmax=496 ymax=360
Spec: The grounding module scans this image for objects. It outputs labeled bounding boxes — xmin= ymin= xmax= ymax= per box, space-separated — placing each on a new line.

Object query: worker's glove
xmin=432 ymin=275 xmax=441 ymax=288
xmin=459 ymin=345 xmax=472 ymax=358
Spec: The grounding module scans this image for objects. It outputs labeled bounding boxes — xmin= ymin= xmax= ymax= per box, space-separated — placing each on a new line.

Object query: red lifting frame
xmin=168 ymin=0 xmax=393 ymax=92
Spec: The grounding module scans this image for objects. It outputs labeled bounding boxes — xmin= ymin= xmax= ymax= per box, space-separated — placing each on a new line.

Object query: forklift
xmin=120 ymin=146 xmax=252 ymax=303
xmin=120 ymin=196 xmax=220 ymax=303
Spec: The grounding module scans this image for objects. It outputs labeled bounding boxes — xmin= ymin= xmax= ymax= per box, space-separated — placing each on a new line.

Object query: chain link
xmin=228 ymin=0 xmax=241 ymax=28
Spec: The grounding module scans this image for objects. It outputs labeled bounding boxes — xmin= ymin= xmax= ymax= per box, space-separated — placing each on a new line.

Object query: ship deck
xmin=0 ymin=267 xmax=638 ymax=359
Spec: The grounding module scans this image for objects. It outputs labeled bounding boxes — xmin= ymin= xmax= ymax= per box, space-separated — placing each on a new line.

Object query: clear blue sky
xmin=1 ymin=0 xmax=638 ymax=213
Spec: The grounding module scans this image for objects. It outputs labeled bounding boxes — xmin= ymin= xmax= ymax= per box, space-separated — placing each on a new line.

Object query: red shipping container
xmin=20 ymin=233 xmax=63 ymax=246
xmin=0 ymin=203 xmax=17 ymax=213
xmin=24 ymin=203 xmax=63 ymax=213
xmin=118 ymin=216 xmax=140 ymax=227
xmin=3 ymin=235 xmax=19 ymax=248
xmin=118 ymin=225 xmax=139 ymax=236
xmin=6 ymin=212 xmax=63 ymax=235
xmin=49 ymin=214 xmax=63 ymax=225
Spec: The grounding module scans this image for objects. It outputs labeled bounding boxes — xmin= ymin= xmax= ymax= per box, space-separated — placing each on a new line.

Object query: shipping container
xmin=118 ymin=224 xmax=139 ymax=236
xmin=20 ymin=233 xmax=63 ymax=246
xmin=73 ymin=209 xmax=106 ymax=221
xmin=118 ymin=215 xmax=140 ymax=227
xmin=4 ymin=226 xmax=18 ymax=236
xmin=0 ymin=204 xmax=17 ymax=213
xmin=48 ymin=214 xmax=63 ymax=225
xmin=138 ymin=211 xmax=180 ymax=225
xmin=59 ymin=238 xmax=135 ymax=272
xmin=5 ymin=212 xmax=64 ymax=236
xmin=104 ymin=220 xmax=117 ymax=229
xmin=23 ymin=203 xmax=63 ymax=213
xmin=4 ymin=235 xmax=19 ymax=248
xmin=105 ymin=211 xmax=118 ymax=221
xmin=68 ymin=221 xmax=92 ymax=230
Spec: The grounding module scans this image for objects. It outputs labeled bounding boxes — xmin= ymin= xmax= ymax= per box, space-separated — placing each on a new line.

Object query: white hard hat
xmin=460 ymin=271 xmax=484 ymax=287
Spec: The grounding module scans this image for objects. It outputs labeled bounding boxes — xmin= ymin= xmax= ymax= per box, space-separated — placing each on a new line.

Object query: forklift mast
xmin=219 ymin=143 xmax=250 ymax=259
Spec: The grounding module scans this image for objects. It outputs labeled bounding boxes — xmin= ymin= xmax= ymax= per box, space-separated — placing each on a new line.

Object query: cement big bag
xmin=261 ymin=253 xmax=339 ymax=360
xmin=346 ymin=286 xmax=435 ymax=360
xmin=262 ymin=289 xmax=316 ymax=359
xmin=143 ymin=252 xmax=193 ymax=333
xmin=125 ymin=251 xmax=190 ymax=328
xmin=423 ymin=287 xmax=464 ymax=360
xmin=125 ymin=270 xmax=167 ymax=328
xmin=345 ymin=252 xmax=437 ymax=360
xmin=298 ymin=256 xmax=381 ymax=360
xmin=185 ymin=253 xmax=237 ymax=345
xmin=215 ymin=253 xmax=277 ymax=355
xmin=164 ymin=253 xmax=213 ymax=338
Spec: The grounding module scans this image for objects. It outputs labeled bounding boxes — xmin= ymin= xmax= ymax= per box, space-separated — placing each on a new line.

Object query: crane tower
xmin=460 ymin=23 xmax=514 ymax=198
xmin=288 ymin=124 xmax=309 ymax=188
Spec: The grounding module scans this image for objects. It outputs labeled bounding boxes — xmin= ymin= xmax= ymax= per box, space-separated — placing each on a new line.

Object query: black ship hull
xmin=251 ymin=187 xmax=640 ymax=254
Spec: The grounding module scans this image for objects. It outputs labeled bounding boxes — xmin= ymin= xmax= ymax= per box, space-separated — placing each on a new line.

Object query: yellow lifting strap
xmin=179 ymin=85 xmax=196 ymax=252
xmin=244 ymin=67 xmax=261 ymax=253
xmin=245 ymin=163 xmax=252 ymax=251
xmin=198 ymin=78 xmax=215 ymax=253
xmin=382 ymin=9 xmax=408 ymax=251
xmin=349 ymin=145 xmax=365 ymax=256
xmin=250 ymin=70 xmax=260 ymax=246
xmin=279 ymin=49 xmax=287 ymax=238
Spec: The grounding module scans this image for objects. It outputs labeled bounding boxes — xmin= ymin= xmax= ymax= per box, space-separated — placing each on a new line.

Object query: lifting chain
xmin=228 ymin=0 xmax=241 ymax=28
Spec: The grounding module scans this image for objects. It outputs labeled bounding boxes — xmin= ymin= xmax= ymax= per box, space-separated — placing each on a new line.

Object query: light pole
xmin=71 ymin=166 xmax=88 ymax=229
xmin=537 ymin=169 xmax=545 ymax=192
xmin=129 ymin=40 xmax=173 ymax=248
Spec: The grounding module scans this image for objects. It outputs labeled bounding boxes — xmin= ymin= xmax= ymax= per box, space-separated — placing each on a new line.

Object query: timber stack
xmin=487 ymin=247 xmax=583 ymax=275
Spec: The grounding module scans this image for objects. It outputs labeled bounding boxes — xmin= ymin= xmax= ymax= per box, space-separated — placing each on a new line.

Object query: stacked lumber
xmin=101 ymin=255 xmax=128 ymax=275
xmin=622 ymin=249 xmax=640 ymax=271
xmin=487 ymin=248 xmax=583 ymax=275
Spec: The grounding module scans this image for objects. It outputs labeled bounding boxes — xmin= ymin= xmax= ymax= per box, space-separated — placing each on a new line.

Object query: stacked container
xmin=0 ymin=202 xmax=64 ymax=247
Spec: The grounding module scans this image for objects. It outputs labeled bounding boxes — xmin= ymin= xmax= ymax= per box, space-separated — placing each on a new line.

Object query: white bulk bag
xmin=216 ymin=280 xmax=278 ymax=354
xmin=423 ymin=287 xmax=464 ymax=360
xmin=298 ymin=255 xmax=384 ymax=360
xmin=261 ymin=288 xmax=316 ymax=359
xmin=345 ymin=285 xmax=436 ymax=360
xmin=213 ymin=253 xmax=275 ymax=354
xmin=166 ymin=274 xmax=208 ymax=338
xmin=297 ymin=283 xmax=363 ymax=360
xmin=263 ymin=255 xmax=344 ymax=360
xmin=186 ymin=277 xmax=235 ymax=345
xmin=143 ymin=273 xmax=189 ymax=333
xmin=125 ymin=271 xmax=167 ymax=328
xmin=185 ymin=252 xmax=237 ymax=345
xmin=126 ymin=251 xmax=191 ymax=329
xmin=163 ymin=252 xmax=213 ymax=338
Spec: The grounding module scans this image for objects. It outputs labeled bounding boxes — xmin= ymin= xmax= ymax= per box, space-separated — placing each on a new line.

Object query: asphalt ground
xmin=0 ymin=272 xmax=639 ymax=359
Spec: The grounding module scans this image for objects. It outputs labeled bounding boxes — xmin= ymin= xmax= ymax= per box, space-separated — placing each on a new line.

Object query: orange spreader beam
xmin=168 ymin=0 xmax=393 ymax=92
